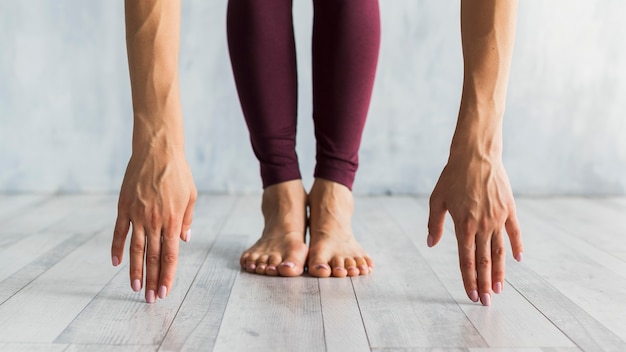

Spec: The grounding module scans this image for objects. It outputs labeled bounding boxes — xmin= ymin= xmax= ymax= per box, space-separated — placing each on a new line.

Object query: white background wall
xmin=1 ymin=1 xmax=625 ymax=195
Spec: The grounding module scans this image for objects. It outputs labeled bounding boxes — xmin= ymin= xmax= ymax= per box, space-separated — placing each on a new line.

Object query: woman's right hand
xmin=111 ymin=146 xmax=197 ymax=303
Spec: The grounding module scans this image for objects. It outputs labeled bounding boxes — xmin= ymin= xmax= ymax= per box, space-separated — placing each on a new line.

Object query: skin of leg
xmin=307 ymin=178 xmax=373 ymax=278
xmin=239 ymin=180 xmax=309 ymax=277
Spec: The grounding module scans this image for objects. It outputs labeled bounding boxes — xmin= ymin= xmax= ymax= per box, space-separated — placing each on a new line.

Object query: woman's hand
xmin=111 ymin=147 xmax=196 ymax=303
xmin=428 ymin=152 xmax=523 ymax=306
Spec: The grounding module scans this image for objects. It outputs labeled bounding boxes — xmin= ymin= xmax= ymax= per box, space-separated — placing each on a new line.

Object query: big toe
xmin=277 ymin=257 xmax=305 ymax=277
xmin=307 ymin=255 xmax=332 ymax=278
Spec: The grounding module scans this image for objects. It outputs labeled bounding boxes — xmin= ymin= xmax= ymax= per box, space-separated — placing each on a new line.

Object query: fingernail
xmin=469 ymin=290 xmax=479 ymax=302
xmin=494 ymin=282 xmax=503 ymax=294
xmin=185 ymin=229 xmax=191 ymax=242
xmin=112 ymin=256 xmax=120 ymax=266
xmin=158 ymin=286 xmax=167 ymax=299
xmin=131 ymin=279 xmax=141 ymax=292
xmin=315 ymin=264 xmax=329 ymax=271
xmin=480 ymin=293 xmax=491 ymax=306
xmin=515 ymin=252 xmax=523 ymax=262
xmin=281 ymin=262 xmax=295 ymax=269
xmin=146 ymin=290 xmax=155 ymax=304
xmin=427 ymin=234 xmax=434 ymax=247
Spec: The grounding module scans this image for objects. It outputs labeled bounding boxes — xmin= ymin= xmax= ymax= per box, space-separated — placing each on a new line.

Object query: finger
xmin=476 ymin=232 xmax=493 ymax=306
xmin=505 ymin=205 xmax=524 ymax=262
xmin=159 ymin=224 xmax=180 ymax=300
xmin=491 ymin=230 xmax=506 ymax=294
xmin=427 ymin=195 xmax=447 ymax=247
xmin=144 ymin=226 xmax=162 ymax=303
xmin=180 ymin=191 xmax=197 ymax=242
xmin=129 ymin=223 xmax=146 ymax=293
xmin=456 ymin=221 xmax=478 ymax=303
xmin=112 ymin=214 xmax=130 ymax=266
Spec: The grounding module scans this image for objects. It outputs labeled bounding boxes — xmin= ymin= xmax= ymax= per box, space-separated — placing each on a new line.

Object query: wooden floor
xmin=0 ymin=194 xmax=625 ymax=352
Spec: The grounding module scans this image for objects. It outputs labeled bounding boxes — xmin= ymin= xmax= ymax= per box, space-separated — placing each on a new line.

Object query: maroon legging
xmin=227 ymin=0 xmax=380 ymax=190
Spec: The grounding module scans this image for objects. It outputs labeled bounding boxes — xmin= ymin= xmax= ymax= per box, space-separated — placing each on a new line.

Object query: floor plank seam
xmin=317 ymin=279 xmax=330 ymax=352
xmin=157 ymin=195 xmax=243 ymax=352
xmin=156 ymin=233 xmax=230 ymax=351
xmin=349 ymin=277 xmax=373 ymax=352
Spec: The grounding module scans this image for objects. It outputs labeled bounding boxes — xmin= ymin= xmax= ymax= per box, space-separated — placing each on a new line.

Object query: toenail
xmin=358 ymin=265 xmax=368 ymax=272
xmin=258 ymin=264 xmax=267 ymax=270
xmin=315 ymin=264 xmax=329 ymax=270
xmin=281 ymin=262 xmax=295 ymax=268
xmin=334 ymin=267 xmax=346 ymax=272
xmin=267 ymin=266 xmax=276 ymax=271
xmin=347 ymin=266 xmax=358 ymax=272
xmin=248 ymin=263 xmax=256 ymax=271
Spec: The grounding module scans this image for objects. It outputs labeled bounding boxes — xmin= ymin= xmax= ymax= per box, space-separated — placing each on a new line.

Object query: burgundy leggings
xmin=227 ymin=0 xmax=380 ymax=190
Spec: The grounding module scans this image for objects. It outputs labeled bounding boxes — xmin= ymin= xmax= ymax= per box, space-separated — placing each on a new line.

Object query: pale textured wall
xmin=1 ymin=1 xmax=625 ymax=195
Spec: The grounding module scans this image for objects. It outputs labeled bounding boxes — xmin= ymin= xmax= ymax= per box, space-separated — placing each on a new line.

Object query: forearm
xmin=125 ymin=0 xmax=183 ymax=153
xmin=451 ymin=0 xmax=517 ymax=160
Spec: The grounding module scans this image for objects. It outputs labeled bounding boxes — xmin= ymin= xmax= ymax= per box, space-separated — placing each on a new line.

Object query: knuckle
xmin=146 ymin=254 xmax=160 ymax=265
xmin=478 ymin=256 xmax=491 ymax=267
xmin=460 ymin=259 xmax=475 ymax=271
xmin=130 ymin=268 xmax=143 ymax=278
xmin=130 ymin=241 xmax=145 ymax=254
xmin=162 ymin=253 xmax=177 ymax=264
xmin=493 ymin=246 xmax=506 ymax=257
xmin=493 ymin=269 xmax=505 ymax=279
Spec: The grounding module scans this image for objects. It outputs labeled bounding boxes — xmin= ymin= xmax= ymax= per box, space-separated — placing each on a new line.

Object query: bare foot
xmin=307 ymin=178 xmax=373 ymax=278
xmin=240 ymin=180 xmax=309 ymax=277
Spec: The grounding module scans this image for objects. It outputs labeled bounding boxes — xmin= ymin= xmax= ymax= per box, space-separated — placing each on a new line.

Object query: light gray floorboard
xmin=379 ymin=197 xmax=575 ymax=349
xmin=0 ymin=194 xmax=48 ymax=222
xmin=0 ymin=229 xmax=122 ymax=343
xmin=2 ymin=194 xmax=106 ymax=234
xmin=319 ymin=278 xmax=371 ymax=352
xmin=159 ymin=235 xmax=246 ymax=352
xmin=0 ymin=233 xmax=94 ymax=305
xmin=212 ymin=195 xmax=326 ymax=352
xmin=352 ymin=198 xmax=487 ymax=350
xmin=0 ymin=343 xmax=68 ymax=352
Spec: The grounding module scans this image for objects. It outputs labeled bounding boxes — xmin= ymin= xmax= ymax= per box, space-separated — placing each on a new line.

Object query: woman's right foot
xmin=240 ymin=180 xmax=309 ymax=277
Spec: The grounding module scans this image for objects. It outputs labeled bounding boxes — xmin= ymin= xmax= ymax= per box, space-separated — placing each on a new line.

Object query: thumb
xmin=427 ymin=196 xmax=446 ymax=247
xmin=180 ymin=191 xmax=197 ymax=242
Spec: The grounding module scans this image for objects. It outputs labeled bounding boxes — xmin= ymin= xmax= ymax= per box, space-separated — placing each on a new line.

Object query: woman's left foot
xmin=307 ymin=178 xmax=373 ymax=278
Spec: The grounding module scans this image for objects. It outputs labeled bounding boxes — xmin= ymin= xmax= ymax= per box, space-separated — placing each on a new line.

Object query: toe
xmin=278 ymin=256 xmax=304 ymax=277
xmin=307 ymin=255 xmax=332 ymax=278
xmin=355 ymin=257 xmax=370 ymax=275
xmin=245 ymin=253 xmax=260 ymax=273
xmin=331 ymin=257 xmax=347 ymax=278
xmin=345 ymin=258 xmax=359 ymax=277
xmin=240 ymin=251 xmax=251 ymax=268
xmin=266 ymin=254 xmax=281 ymax=276
xmin=254 ymin=255 xmax=270 ymax=275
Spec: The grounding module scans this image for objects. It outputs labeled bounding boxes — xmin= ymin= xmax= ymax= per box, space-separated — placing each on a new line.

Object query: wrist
xmin=131 ymin=118 xmax=185 ymax=155
xmin=449 ymin=111 xmax=503 ymax=162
